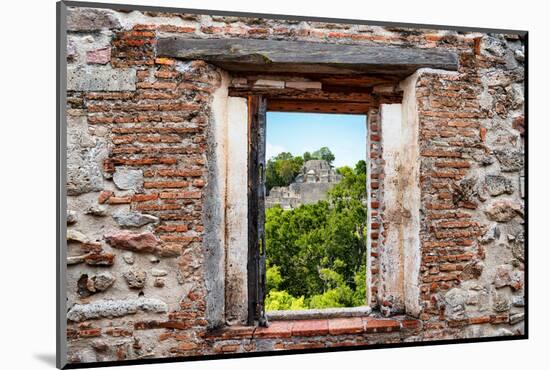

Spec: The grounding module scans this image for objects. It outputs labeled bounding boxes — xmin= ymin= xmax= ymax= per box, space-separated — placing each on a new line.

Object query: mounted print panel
xmin=57 ymin=1 xmax=527 ymax=368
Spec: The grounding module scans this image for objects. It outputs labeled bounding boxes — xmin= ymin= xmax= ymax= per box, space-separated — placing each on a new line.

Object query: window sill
xmin=266 ymin=306 xmax=372 ymax=321
xmin=206 ymin=315 xmax=421 ymax=340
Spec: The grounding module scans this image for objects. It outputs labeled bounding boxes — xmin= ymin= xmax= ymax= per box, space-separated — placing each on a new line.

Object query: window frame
xmin=246 ymin=96 xmax=373 ymax=325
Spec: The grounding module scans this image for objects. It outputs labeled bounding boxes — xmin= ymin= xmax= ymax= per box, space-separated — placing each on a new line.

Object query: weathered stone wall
xmin=414 ymin=39 xmax=525 ymax=339
xmin=64 ymin=5 xmax=525 ymax=365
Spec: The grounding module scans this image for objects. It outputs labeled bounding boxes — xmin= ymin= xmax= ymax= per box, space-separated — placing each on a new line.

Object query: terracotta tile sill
xmin=206 ymin=316 xmax=421 ymax=340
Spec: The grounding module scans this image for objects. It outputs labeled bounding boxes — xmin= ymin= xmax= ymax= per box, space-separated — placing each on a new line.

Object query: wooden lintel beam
xmin=157 ymin=38 xmax=459 ymax=76
xmin=266 ymin=99 xmax=373 ymax=114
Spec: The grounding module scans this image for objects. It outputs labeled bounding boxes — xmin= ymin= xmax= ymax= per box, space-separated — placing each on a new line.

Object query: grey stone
xmin=67 ymin=7 xmax=122 ymax=31
xmin=151 ymin=269 xmax=168 ymax=277
xmin=481 ymin=224 xmax=500 ymax=244
xmin=94 ymin=273 xmax=116 ymax=291
xmin=113 ymin=212 xmax=159 ymax=228
xmin=495 ymin=328 xmax=514 ymax=336
xmin=484 ymin=175 xmax=514 ymax=196
xmin=85 ymin=205 xmax=108 ymax=217
xmin=123 ymin=269 xmax=147 ymax=289
xmin=67 ymin=255 xmax=86 ymax=265
xmin=506 ymin=84 xmax=524 ymax=110
xmin=67 ymin=115 xmax=107 ymax=195
xmin=515 ymin=49 xmax=525 ymax=62
xmin=512 ymin=296 xmax=525 ymax=307
xmin=67 ymin=210 xmax=78 ymax=224
xmin=494 ymin=150 xmax=524 ymax=172
xmin=122 ymin=252 xmax=135 ymax=265
xmin=67 ymin=229 xmax=89 ymax=243
xmin=149 ymin=256 xmax=160 ymax=264
xmin=91 ymin=340 xmax=108 ymax=352
xmin=492 ymin=293 xmax=510 ymax=312
xmin=67 ymin=39 xmax=77 ymax=61
xmin=67 ymin=66 xmax=136 ymax=92
xmin=485 ymin=200 xmax=523 ymax=222
xmin=472 ymin=152 xmax=495 ymax=166
xmin=154 ymin=278 xmax=166 ymax=288
xmin=444 ymin=288 xmax=467 ymax=320
xmin=512 ymin=236 xmax=525 ymax=262
xmin=482 ymin=35 xmax=507 ymax=58
xmin=113 ymin=168 xmax=144 ymax=192
xmin=77 ymin=272 xmax=115 ymax=297
xmin=453 ymin=177 xmax=478 ymax=204
xmin=71 ymin=349 xmax=97 ymax=363
xmin=493 ymin=265 xmax=514 ymax=288
xmin=510 ymin=312 xmax=525 ymax=325
xmin=67 ymin=297 xmax=168 ymax=322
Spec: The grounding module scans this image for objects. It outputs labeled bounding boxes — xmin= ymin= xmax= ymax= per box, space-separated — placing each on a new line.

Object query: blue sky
xmin=266 ymin=112 xmax=367 ymax=168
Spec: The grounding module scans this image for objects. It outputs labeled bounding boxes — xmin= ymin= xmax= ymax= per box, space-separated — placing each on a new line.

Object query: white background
xmin=0 ymin=0 xmax=544 ymax=368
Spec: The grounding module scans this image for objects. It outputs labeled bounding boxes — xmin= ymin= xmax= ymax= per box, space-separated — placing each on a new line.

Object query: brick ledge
xmin=207 ymin=316 xmax=421 ymax=340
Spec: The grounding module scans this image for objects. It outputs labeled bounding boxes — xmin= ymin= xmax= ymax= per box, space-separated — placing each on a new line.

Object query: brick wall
xmin=64 ymin=5 xmax=525 ymax=364
xmin=366 ymin=108 xmax=384 ymax=308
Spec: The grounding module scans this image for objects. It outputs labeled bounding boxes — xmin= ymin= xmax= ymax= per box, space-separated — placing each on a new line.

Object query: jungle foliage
xmin=265 ymin=159 xmax=368 ymax=310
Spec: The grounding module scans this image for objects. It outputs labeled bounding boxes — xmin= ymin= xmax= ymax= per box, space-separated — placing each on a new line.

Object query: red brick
xmin=479 ymin=127 xmax=487 ymax=142
xmin=108 ymin=196 xmax=132 ymax=204
xmin=438 ymin=220 xmax=478 ymax=228
xmin=469 ymin=316 xmax=491 ymax=325
xmin=490 ymin=314 xmax=509 ymax=324
xmin=291 ymin=319 xmax=329 ymax=337
xmin=131 ymin=193 xmax=158 ymax=202
xmin=159 ymin=191 xmax=201 ymax=199
xmin=154 ymin=58 xmax=176 ymax=67
xmin=401 ymin=319 xmax=421 ymax=330
xmin=98 ymin=190 xmax=113 ymax=204
xmin=328 ymin=317 xmax=364 ymax=335
xmin=255 ymin=321 xmax=294 ymax=339
xmin=421 ymin=149 xmax=462 ymax=158
xmin=144 ymin=181 xmax=189 ymax=189
xmin=434 ymin=161 xmax=471 ymax=168
xmin=155 ymin=224 xmax=189 ymax=233
xmin=178 ymin=342 xmax=199 ymax=351
xmin=78 ymin=329 xmax=102 ymax=337
xmin=364 ymin=319 xmax=400 ymax=333
xmin=105 ymin=328 xmax=132 ymax=337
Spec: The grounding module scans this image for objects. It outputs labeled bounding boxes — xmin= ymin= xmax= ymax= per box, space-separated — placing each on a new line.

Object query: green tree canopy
xmin=311 ymin=147 xmax=335 ymax=165
xmin=265 ymin=152 xmax=304 ymax=193
xmin=265 ymin=159 xmax=367 ymax=310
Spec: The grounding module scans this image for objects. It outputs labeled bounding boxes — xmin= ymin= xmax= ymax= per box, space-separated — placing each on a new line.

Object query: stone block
xmin=113 ymin=211 xmax=159 ymax=228
xmin=485 ymin=200 xmax=523 ymax=222
xmin=86 ymin=47 xmax=111 ymax=65
xmin=67 ymin=7 xmax=121 ymax=31
xmin=67 ymin=66 xmax=136 ymax=91
xmin=484 ymin=175 xmax=514 ymax=196
xmin=113 ymin=168 xmax=144 ymax=192
xmin=67 ymin=298 xmax=167 ymax=322
xmin=66 ymin=115 xmax=107 ymax=195
xmin=494 ymin=149 xmax=524 ymax=172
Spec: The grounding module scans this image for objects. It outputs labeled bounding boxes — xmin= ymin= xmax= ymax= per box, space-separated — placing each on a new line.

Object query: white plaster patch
xmin=225 ymin=97 xmax=249 ymax=324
